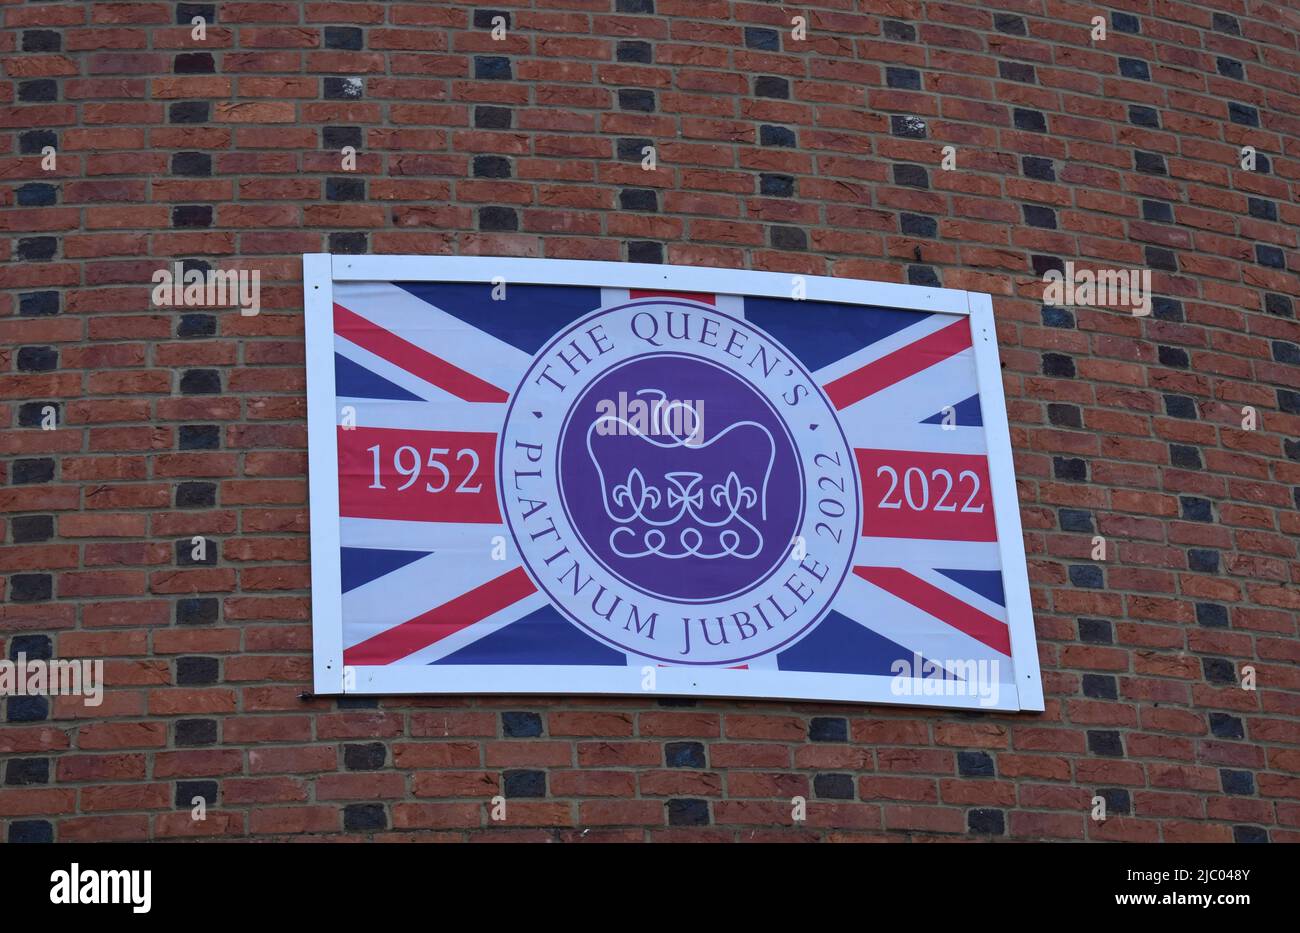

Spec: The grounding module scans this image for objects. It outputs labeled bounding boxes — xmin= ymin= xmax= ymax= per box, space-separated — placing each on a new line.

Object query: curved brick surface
xmin=1 ymin=1 xmax=1298 ymax=842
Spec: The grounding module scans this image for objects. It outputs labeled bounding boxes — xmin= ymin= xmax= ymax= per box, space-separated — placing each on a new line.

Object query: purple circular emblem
xmin=558 ymin=353 xmax=802 ymax=603
xmin=498 ymin=299 xmax=860 ymax=666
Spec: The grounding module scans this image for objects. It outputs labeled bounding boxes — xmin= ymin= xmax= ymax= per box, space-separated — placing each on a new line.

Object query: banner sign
xmin=304 ymin=256 xmax=1042 ymax=711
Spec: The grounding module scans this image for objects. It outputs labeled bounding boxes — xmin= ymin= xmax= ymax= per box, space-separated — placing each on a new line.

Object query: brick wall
xmin=2 ymin=0 xmax=1299 ymax=843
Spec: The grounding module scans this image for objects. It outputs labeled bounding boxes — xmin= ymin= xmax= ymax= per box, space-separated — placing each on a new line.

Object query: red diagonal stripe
xmin=629 ymin=289 xmax=715 ymax=305
xmin=853 ymin=566 xmax=1011 ymax=656
xmin=343 ymin=566 xmax=536 ymax=665
xmin=334 ymin=302 xmax=508 ymax=403
xmin=823 ymin=318 xmax=972 ymax=410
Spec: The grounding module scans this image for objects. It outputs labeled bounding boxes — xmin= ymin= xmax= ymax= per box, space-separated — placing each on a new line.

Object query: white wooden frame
xmin=303 ymin=254 xmax=1043 ymax=712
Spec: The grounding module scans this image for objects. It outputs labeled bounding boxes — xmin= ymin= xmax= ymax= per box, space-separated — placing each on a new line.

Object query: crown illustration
xmin=585 ymin=399 xmax=776 ymax=561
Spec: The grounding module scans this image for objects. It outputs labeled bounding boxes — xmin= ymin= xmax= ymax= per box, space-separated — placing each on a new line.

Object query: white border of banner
xmin=304 ymin=255 xmax=1043 ymax=712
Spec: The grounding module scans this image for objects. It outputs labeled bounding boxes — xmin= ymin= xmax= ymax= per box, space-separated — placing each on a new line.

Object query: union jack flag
xmin=323 ymin=277 xmax=1021 ymax=703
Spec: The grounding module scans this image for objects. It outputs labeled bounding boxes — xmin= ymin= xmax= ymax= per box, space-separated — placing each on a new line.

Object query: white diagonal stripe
xmin=334 ymin=280 xmax=530 ymax=392
xmin=812 ymin=311 xmax=957 ymax=384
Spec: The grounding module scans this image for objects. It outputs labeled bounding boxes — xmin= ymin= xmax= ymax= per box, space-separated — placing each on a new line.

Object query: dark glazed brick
xmin=180 ymin=369 xmax=222 ymax=394
xmin=617 ymin=138 xmax=652 ymax=161
xmin=503 ymin=770 xmax=545 ymax=797
xmin=813 ymin=773 xmax=855 ymax=798
xmin=1014 ymin=109 xmax=1046 ymax=132
xmin=760 ymin=174 xmax=794 ymax=197
xmin=326 ymin=177 xmax=365 ymax=201
xmin=620 ymin=188 xmax=658 ymax=212
xmin=5 ymin=758 xmax=50 ymax=786
xmin=745 ymin=28 xmax=779 ymax=51
xmin=1111 ymin=12 xmax=1140 ymax=33
xmin=176 ymin=780 xmax=218 ymax=807
xmin=324 ymin=27 xmax=363 ymax=50
xmin=1097 ymin=788 xmax=1130 ymax=815
xmin=1047 ymin=404 xmax=1082 ymax=428
xmin=760 ymin=125 xmax=796 ymax=147
xmin=618 ymin=89 xmax=655 ymax=112
xmin=1142 ymin=200 xmax=1172 ymax=222
xmin=1023 ymin=156 xmax=1055 ymax=181
xmin=1135 ymin=151 xmax=1166 ymax=175
xmin=479 ymin=207 xmax=518 ymax=231
xmin=667 ymin=799 xmax=710 ymax=826
xmin=999 ymin=61 xmax=1035 ymax=83
xmin=1196 ymin=603 xmax=1229 ymax=628
xmin=908 ymin=265 xmax=940 ymax=287
xmin=666 ymin=742 xmax=706 ymax=767
xmin=177 ymin=598 xmax=219 ymax=625
xmin=330 ymin=232 xmax=367 ymax=254
xmin=1213 ymin=13 xmax=1240 ymax=34
xmin=968 ymin=809 xmax=1005 ymax=834
xmin=809 ymin=718 xmax=848 ymax=742
xmin=1058 ymin=509 xmax=1092 ymax=532
xmin=1119 ymin=58 xmax=1150 ymax=80
xmin=473 ymin=10 xmax=510 ymax=29
xmin=176 ymin=720 xmax=218 ymax=746
xmin=1217 ymin=58 xmax=1244 ymax=79
xmin=770 ymin=226 xmax=806 ymax=250
xmin=474 ymin=57 xmax=511 ymax=80
xmin=1077 ymin=620 xmax=1112 ymax=645
xmin=12 ymin=516 xmax=54 ymax=543
xmin=9 ymin=821 xmax=54 ymax=843
xmin=344 ymin=804 xmax=387 ymax=831
xmin=900 ymin=214 xmax=937 ymax=237
xmin=891 ymin=115 xmax=927 ymax=138
xmin=1188 ymin=551 xmax=1219 ymax=573
xmin=958 ymin=752 xmax=995 ymax=777
xmin=1088 ymin=731 xmax=1124 ymax=757
xmin=1209 ymin=714 xmax=1244 ymax=739
xmin=176 ymin=656 xmax=219 ymax=685
xmin=172 ymin=205 xmax=213 ymax=227
xmin=893 ymin=164 xmax=929 ymax=188
xmin=20 ymin=292 xmax=59 ymax=316
xmin=9 ymin=575 xmax=52 ymax=602
xmin=179 ymin=425 xmax=220 ymax=450
xmin=18 ymin=185 xmax=57 ymax=207
xmin=1070 ymin=566 xmax=1103 ymax=589
xmin=20 ymin=130 xmax=57 ymax=155
xmin=178 ymin=3 xmax=215 ymax=24
xmin=1130 ymin=106 xmax=1160 ymax=128
xmin=176 ymin=482 xmax=216 ymax=509
xmin=628 ymin=241 xmax=662 ymax=263
xmin=174 ymin=52 xmax=215 ymax=73
xmin=502 ymin=712 xmax=542 ymax=737
xmin=19 ymin=81 xmax=58 ymax=103
xmin=23 ymin=30 xmax=62 ymax=52
xmin=993 ymin=14 xmax=1026 ymax=34
xmin=617 ymin=41 xmax=651 ymax=63
xmin=886 ymin=67 xmax=921 ymax=90
xmin=170 ymin=101 xmax=210 ymax=123
xmin=1083 ymin=674 xmax=1118 ymax=699
xmin=883 ymin=21 xmax=914 ymax=41
xmin=473 ymin=156 xmax=512 ymax=178
xmin=18 ymin=239 xmax=57 ymax=262
xmin=12 ymin=459 xmax=55 ymax=484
